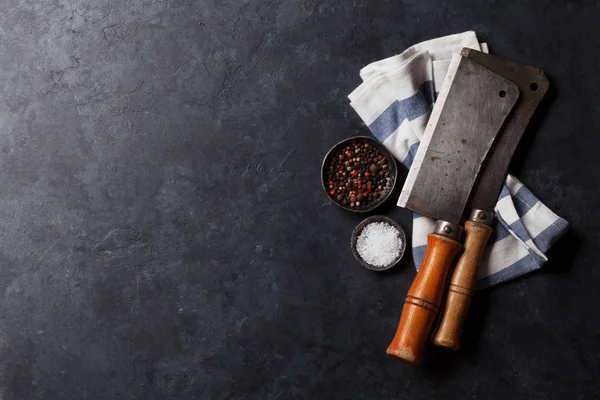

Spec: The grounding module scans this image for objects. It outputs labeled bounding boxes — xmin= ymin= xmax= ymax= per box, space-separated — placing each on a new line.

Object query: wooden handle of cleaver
xmin=432 ymin=220 xmax=493 ymax=350
xmin=387 ymin=232 xmax=461 ymax=364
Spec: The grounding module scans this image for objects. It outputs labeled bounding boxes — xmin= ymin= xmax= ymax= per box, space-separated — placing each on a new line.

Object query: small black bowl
xmin=321 ymin=136 xmax=398 ymax=213
xmin=351 ymin=215 xmax=406 ymax=271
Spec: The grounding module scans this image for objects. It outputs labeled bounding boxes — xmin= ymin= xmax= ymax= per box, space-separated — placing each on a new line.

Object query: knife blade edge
xmin=398 ymin=54 xmax=462 ymax=209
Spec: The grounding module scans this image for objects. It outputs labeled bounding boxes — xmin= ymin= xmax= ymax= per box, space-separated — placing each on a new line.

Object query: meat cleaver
xmin=386 ymin=54 xmax=520 ymax=364
xmin=432 ymin=49 xmax=549 ymax=350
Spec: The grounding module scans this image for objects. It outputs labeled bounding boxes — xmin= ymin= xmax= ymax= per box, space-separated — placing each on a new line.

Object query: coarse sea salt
xmin=356 ymin=222 xmax=403 ymax=268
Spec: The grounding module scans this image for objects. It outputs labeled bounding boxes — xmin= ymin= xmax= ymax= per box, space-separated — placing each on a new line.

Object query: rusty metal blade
xmin=398 ymin=55 xmax=519 ymax=224
xmin=464 ymin=49 xmax=549 ymax=211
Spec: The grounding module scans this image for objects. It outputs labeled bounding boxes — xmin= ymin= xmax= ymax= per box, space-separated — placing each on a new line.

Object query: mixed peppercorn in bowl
xmin=321 ymin=136 xmax=398 ymax=212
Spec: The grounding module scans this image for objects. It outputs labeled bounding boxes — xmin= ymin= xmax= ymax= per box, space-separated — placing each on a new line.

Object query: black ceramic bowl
xmin=350 ymin=215 xmax=406 ymax=271
xmin=321 ymin=136 xmax=398 ymax=213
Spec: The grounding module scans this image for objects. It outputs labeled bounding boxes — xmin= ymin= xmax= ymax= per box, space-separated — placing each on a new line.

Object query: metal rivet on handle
xmin=469 ymin=209 xmax=494 ymax=227
xmin=434 ymin=221 xmax=462 ymax=241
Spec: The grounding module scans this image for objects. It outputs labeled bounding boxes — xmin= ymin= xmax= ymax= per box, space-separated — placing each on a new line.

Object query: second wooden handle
xmin=387 ymin=233 xmax=461 ymax=364
xmin=432 ymin=220 xmax=493 ymax=350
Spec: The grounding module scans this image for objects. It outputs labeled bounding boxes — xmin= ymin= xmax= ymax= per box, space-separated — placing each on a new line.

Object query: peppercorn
xmin=325 ymin=141 xmax=392 ymax=209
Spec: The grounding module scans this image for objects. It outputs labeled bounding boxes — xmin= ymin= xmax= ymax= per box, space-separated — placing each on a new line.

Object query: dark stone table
xmin=0 ymin=1 xmax=597 ymax=399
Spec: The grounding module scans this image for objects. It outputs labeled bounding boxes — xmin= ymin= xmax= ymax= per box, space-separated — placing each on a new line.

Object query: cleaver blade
xmin=398 ymin=56 xmax=519 ymax=224
xmin=387 ymin=54 xmax=520 ymax=365
xmin=465 ymin=48 xmax=549 ymax=212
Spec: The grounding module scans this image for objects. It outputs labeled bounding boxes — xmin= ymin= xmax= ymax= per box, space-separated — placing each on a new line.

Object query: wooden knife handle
xmin=432 ymin=220 xmax=493 ymax=350
xmin=387 ymin=232 xmax=461 ymax=364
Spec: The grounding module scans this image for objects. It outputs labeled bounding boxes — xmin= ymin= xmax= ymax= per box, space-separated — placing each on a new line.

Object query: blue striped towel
xmin=349 ymin=31 xmax=568 ymax=288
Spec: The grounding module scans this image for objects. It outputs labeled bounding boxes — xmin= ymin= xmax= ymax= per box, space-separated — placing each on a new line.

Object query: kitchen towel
xmin=349 ymin=31 xmax=569 ymax=288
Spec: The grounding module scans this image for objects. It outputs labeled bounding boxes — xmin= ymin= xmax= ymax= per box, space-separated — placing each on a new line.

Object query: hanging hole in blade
xmin=530 ymin=82 xmax=538 ymax=91
xmin=499 ymin=90 xmax=507 ymax=98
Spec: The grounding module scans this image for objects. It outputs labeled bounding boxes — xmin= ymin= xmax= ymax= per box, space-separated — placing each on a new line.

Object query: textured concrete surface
xmin=0 ymin=0 xmax=598 ymax=399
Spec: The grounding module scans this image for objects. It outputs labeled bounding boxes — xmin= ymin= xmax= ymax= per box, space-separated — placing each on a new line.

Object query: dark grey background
xmin=0 ymin=0 xmax=597 ymax=399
